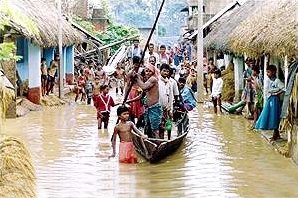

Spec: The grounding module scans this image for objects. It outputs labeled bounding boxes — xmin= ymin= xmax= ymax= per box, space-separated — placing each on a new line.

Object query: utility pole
xmin=196 ymin=0 xmax=204 ymax=103
xmin=57 ymin=0 xmax=64 ymax=98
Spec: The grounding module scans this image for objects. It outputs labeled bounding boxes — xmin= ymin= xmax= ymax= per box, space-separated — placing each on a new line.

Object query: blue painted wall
xmin=43 ymin=48 xmax=54 ymax=67
xmin=66 ymin=45 xmax=74 ymax=74
xmin=16 ymin=37 xmax=29 ymax=80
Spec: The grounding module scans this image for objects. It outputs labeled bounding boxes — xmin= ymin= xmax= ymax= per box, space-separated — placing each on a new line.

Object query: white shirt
xmin=144 ymin=51 xmax=160 ymax=64
xmin=170 ymin=78 xmax=179 ymax=97
xmin=211 ymin=77 xmax=223 ymax=97
xmin=159 ymin=76 xmax=174 ymax=112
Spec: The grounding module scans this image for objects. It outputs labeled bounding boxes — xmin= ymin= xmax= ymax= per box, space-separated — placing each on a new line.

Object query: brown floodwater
xmin=2 ymin=94 xmax=298 ymax=198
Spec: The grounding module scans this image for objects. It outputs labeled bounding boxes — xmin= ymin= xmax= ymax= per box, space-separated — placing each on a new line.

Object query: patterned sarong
xmin=119 ymin=142 xmax=138 ymax=163
xmin=144 ymin=103 xmax=162 ymax=132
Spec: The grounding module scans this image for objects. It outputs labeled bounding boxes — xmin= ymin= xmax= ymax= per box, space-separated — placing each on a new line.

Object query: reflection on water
xmin=3 ymin=98 xmax=298 ymax=198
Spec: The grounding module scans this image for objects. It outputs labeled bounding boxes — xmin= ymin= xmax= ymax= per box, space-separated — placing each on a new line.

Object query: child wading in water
xmin=211 ymin=69 xmax=223 ymax=115
xmin=94 ymin=84 xmax=119 ymax=129
xmin=255 ymin=65 xmax=285 ymax=140
xmin=110 ymin=106 xmax=147 ymax=163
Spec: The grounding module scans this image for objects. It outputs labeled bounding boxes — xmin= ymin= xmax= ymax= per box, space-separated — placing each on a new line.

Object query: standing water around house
xmin=3 ymin=93 xmax=298 ymax=198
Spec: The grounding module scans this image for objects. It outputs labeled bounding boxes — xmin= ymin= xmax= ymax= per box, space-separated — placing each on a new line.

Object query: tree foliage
xmin=110 ymin=0 xmax=187 ymax=36
xmin=73 ymin=16 xmax=139 ymax=54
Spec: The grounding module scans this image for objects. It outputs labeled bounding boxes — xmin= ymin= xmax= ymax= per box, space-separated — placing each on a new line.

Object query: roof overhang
xmin=187 ymin=0 xmax=241 ymax=39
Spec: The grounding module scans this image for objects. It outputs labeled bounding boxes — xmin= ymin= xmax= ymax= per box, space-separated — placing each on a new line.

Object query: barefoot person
xmin=74 ymin=69 xmax=86 ymax=102
xmin=47 ymin=54 xmax=59 ymax=95
xmin=114 ymin=63 xmax=125 ymax=95
xmin=110 ymin=106 xmax=147 ymax=163
xmin=254 ymin=65 xmax=285 ymax=140
xmin=134 ymin=63 xmax=162 ymax=138
xmin=92 ymin=76 xmax=101 ymax=105
xmin=40 ymin=58 xmax=48 ymax=96
xmin=211 ymin=69 xmax=223 ymax=115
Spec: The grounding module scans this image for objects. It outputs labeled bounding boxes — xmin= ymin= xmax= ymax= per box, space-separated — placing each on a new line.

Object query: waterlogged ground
xmin=3 ymin=93 xmax=298 ymax=198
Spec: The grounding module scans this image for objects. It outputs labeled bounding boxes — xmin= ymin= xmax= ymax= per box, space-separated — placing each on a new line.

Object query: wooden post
xmin=196 ymin=0 xmax=204 ymax=103
xmin=57 ymin=0 xmax=64 ymax=98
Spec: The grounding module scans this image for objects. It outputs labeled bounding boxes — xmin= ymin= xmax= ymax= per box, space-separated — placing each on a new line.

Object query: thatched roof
xmin=229 ymin=0 xmax=298 ymax=57
xmin=188 ymin=0 xmax=240 ymax=40
xmin=0 ymin=0 xmax=83 ymax=47
xmin=204 ymin=0 xmax=264 ymax=52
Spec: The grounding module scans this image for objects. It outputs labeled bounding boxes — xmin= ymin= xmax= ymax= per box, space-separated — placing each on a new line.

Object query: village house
xmin=185 ymin=0 xmax=298 ymax=165
xmin=0 ymin=0 xmax=83 ymax=118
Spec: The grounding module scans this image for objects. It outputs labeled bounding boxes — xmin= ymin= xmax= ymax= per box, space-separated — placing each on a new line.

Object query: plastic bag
xmin=165 ymin=118 xmax=172 ymax=131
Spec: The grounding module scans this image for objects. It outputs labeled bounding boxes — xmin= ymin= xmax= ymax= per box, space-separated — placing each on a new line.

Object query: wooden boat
xmin=131 ymin=111 xmax=189 ymax=163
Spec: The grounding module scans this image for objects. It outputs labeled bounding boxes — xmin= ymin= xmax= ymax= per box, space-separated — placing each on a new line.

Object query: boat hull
xmin=132 ymin=112 xmax=189 ymax=163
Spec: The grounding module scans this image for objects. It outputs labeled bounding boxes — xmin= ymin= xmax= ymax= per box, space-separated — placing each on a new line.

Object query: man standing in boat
xmin=133 ymin=63 xmax=162 ymax=138
xmin=158 ymin=63 xmax=174 ymax=139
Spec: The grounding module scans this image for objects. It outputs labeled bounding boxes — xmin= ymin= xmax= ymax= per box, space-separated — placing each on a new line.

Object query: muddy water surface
xmin=3 ymin=96 xmax=298 ymax=198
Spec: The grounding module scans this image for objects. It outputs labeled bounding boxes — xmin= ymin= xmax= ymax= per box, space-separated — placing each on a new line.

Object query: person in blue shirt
xmin=177 ymin=77 xmax=197 ymax=111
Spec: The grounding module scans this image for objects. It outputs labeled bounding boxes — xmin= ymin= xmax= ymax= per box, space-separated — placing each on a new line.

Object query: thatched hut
xmin=0 ymin=0 xmax=84 ymax=116
xmin=0 ymin=0 xmax=83 ymax=47
xmin=229 ymin=0 xmax=297 ymax=58
xmin=204 ymin=0 xmax=264 ymax=53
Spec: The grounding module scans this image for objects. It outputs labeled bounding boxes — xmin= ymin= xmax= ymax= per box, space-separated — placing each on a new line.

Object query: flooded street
xmin=3 ymin=93 xmax=298 ymax=198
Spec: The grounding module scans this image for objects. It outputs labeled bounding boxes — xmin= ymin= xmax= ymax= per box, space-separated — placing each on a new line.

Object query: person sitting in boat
xmin=177 ymin=77 xmax=197 ymax=111
xmin=110 ymin=105 xmax=147 ymax=163
xmin=134 ymin=63 xmax=162 ymax=139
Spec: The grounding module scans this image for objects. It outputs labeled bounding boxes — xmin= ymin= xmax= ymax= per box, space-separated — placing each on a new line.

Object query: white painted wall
xmin=28 ymin=42 xmax=41 ymax=88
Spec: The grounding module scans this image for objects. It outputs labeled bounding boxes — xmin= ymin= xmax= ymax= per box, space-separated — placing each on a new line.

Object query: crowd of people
xmin=56 ymin=38 xmax=285 ymax=163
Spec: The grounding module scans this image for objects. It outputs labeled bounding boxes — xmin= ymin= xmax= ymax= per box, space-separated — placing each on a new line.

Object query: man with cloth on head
xmin=134 ymin=63 xmax=162 ymax=138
